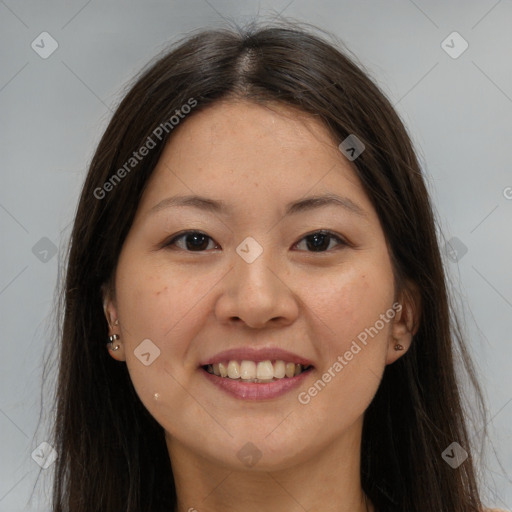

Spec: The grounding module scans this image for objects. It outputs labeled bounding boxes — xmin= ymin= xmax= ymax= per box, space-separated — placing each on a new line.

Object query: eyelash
xmin=163 ymin=230 xmax=349 ymax=253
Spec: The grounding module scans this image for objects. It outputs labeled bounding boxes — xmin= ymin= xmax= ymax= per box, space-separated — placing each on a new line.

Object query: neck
xmin=166 ymin=417 xmax=372 ymax=512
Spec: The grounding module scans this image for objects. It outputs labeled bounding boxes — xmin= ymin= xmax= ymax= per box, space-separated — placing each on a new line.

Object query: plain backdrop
xmin=0 ymin=1 xmax=511 ymax=510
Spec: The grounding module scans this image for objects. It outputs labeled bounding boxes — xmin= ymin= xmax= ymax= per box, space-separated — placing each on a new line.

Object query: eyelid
xmin=293 ymin=229 xmax=349 ymax=251
xmin=163 ymin=229 xmax=350 ymax=252
xmin=163 ymin=230 xmax=219 ymax=251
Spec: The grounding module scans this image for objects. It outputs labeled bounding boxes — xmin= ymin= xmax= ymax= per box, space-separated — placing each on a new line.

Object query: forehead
xmin=137 ymin=99 xmax=376 ymax=221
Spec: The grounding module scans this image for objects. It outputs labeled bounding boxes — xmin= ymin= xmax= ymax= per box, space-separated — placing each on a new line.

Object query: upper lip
xmin=199 ymin=347 xmax=314 ymax=367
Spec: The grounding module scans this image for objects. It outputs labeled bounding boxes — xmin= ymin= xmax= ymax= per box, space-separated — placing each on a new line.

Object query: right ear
xmin=101 ymin=282 xmax=119 ymax=331
xmin=101 ymin=281 xmax=125 ymax=361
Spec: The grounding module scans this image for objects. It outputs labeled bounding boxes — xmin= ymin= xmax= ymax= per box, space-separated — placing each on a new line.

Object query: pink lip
xmin=201 ymin=366 xmax=313 ymax=400
xmin=198 ymin=347 xmax=314 ymax=367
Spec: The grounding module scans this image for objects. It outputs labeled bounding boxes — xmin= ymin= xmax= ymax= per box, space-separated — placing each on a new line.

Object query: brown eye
xmin=165 ymin=231 xmax=218 ymax=252
xmin=294 ymin=230 xmax=347 ymax=252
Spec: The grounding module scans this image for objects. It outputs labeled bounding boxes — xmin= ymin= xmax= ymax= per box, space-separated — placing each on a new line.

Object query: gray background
xmin=1 ymin=0 xmax=511 ymax=510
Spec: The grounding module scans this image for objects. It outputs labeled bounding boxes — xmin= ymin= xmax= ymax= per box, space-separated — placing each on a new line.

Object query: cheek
xmin=115 ymin=253 xmax=211 ymax=344
xmin=294 ymin=268 xmax=394 ymax=435
xmin=307 ymin=264 xmax=395 ymax=352
xmin=113 ymin=254 xmax=212 ymax=408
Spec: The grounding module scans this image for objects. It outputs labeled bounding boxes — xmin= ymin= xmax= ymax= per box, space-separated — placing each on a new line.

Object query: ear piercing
xmin=108 ymin=334 xmax=120 ymax=351
xmin=394 ymin=343 xmax=404 ymax=351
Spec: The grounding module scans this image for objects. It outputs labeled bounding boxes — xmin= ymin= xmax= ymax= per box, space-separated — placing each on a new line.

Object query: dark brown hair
xmin=47 ymin=20 xmax=487 ymax=512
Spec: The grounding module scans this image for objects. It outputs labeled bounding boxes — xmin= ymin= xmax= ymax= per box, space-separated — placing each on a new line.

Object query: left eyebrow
xmin=148 ymin=193 xmax=367 ymax=218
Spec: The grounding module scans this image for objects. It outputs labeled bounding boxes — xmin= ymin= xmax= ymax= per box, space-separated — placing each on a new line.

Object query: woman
xmin=49 ymin=21 xmax=504 ymax=512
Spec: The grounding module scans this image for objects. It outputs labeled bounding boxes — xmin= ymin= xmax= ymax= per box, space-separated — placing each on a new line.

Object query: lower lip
xmin=201 ymin=367 xmax=313 ymax=400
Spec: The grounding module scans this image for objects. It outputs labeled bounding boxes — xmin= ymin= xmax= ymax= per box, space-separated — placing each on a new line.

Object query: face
xmin=103 ymin=99 xmax=414 ymax=471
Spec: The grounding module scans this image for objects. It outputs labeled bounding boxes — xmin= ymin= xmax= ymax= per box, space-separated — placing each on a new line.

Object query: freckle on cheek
xmin=155 ymin=286 xmax=168 ymax=296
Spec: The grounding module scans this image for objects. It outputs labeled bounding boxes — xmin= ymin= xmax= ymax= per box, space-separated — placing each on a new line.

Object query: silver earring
xmin=108 ymin=333 xmax=120 ymax=351
xmin=394 ymin=343 xmax=404 ymax=351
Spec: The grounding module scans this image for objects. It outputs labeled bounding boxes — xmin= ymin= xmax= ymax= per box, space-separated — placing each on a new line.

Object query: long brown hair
xmin=47 ymin=20 xmax=487 ymax=511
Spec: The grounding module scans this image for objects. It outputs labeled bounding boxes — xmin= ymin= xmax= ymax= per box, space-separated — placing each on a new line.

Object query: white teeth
xmin=256 ymin=360 xmax=274 ymax=380
xmin=285 ymin=362 xmax=296 ymax=378
xmin=206 ymin=359 xmax=310 ymax=381
xmin=227 ymin=361 xmax=240 ymax=379
xmin=274 ymin=360 xmax=286 ymax=378
xmin=218 ymin=362 xmax=228 ymax=377
xmin=240 ymin=360 xmax=256 ymax=380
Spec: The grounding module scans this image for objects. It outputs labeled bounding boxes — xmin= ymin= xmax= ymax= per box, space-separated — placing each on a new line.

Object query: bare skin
xmin=103 ymin=99 xmax=418 ymax=512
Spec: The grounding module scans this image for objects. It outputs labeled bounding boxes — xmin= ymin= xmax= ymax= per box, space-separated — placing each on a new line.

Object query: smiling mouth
xmin=202 ymin=360 xmax=313 ymax=383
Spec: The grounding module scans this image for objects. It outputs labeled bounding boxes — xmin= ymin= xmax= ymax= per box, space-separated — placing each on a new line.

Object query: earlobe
xmin=386 ymin=333 xmax=413 ymax=365
xmin=101 ymin=284 xmax=125 ymax=361
xmin=104 ymin=309 xmax=124 ymax=361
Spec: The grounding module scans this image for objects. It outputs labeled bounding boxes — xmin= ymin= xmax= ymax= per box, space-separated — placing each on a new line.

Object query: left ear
xmin=386 ymin=282 xmax=421 ymax=365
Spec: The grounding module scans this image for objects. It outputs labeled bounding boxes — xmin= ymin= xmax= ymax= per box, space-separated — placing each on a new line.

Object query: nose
xmin=214 ymin=244 xmax=299 ymax=329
